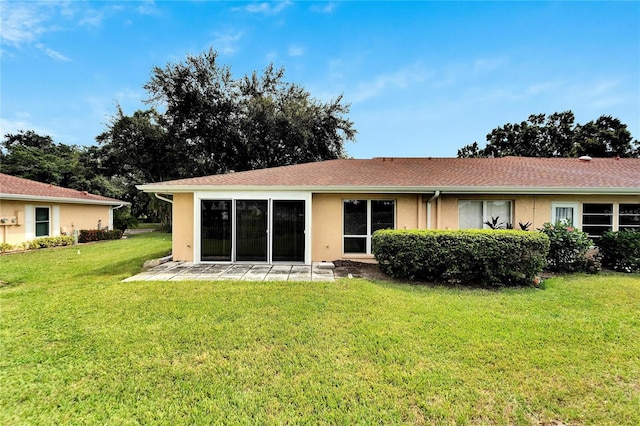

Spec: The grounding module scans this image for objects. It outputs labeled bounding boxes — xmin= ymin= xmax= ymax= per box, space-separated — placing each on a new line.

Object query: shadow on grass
xmin=75 ymin=250 xmax=171 ymax=280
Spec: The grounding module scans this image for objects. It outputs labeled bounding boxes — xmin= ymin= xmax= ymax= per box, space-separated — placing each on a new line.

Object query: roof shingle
xmin=139 ymin=157 xmax=640 ymax=192
xmin=0 ymin=173 xmax=125 ymax=205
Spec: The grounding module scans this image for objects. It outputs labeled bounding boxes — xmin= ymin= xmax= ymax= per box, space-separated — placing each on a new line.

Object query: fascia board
xmin=136 ymin=184 xmax=640 ymax=196
xmin=0 ymin=193 xmax=128 ymax=206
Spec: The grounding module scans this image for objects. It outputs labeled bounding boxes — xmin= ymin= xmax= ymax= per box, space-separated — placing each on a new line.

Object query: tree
xmin=0 ymin=130 xmax=120 ymax=198
xmin=458 ymin=111 xmax=638 ymax=158
xmin=143 ymin=48 xmax=356 ymax=176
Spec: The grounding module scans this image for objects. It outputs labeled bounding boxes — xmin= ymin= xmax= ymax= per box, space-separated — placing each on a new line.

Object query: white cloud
xmin=288 ymin=44 xmax=305 ymax=57
xmin=244 ymin=1 xmax=293 ymax=15
xmin=349 ymin=63 xmax=433 ymax=103
xmin=310 ymin=2 xmax=337 ymax=14
xmin=212 ymin=31 xmax=244 ymax=55
xmin=35 ymin=43 xmax=71 ymax=62
xmin=0 ymin=115 xmax=57 ymax=140
xmin=0 ymin=3 xmax=48 ymax=47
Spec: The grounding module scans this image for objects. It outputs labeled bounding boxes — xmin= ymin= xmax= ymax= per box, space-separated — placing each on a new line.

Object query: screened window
xmin=35 ymin=207 xmax=50 ymax=237
xmin=343 ymin=199 xmax=395 ymax=254
xmin=458 ymin=200 xmax=512 ymax=229
xmin=582 ymin=203 xmax=613 ymax=237
xmin=619 ymin=204 xmax=640 ymax=232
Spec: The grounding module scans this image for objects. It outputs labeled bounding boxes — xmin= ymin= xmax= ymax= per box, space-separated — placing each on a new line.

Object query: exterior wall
xmin=0 ymin=200 xmax=112 ymax=245
xmin=311 ymin=193 xmax=422 ymax=263
xmin=171 ymin=193 xmax=195 ymax=262
xmin=437 ymin=194 xmax=640 ymax=230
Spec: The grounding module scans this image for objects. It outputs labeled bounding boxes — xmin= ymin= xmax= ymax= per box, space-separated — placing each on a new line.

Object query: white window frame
xmin=194 ymin=191 xmax=311 ymax=265
xmin=619 ymin=204 xmax=640 ymax=232
xmin=551 ymin=202 xmax=579 ymax=227
xmin=342 ymin=199 xmax=396 ymax=255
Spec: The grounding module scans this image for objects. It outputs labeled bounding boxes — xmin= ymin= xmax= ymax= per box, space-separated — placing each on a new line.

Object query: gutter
xmin=154 ymin=193 xmax=173 ymax=204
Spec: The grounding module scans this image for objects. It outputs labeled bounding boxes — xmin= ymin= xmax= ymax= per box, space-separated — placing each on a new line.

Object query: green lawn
xmin=1 ymin=233 xmax=639 ymax=425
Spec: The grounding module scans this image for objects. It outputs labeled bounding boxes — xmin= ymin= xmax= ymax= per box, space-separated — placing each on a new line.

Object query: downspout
xmin=426 ymin=190 xmax=441 ymax=230
xmin=109 ymin=203 xmax=126 ymax=231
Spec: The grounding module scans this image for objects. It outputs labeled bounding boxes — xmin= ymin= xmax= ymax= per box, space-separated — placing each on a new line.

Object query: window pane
xmin=35 ymin=207 xmax=49 ymax=222
xmin=35 ymin=222 xmax=49 ymax=237
xmin=344 ymin=237 xmax=366 ymax=254
xmin=371 ymin=200 xmax=395 ymax=233
xmin=582 ymin=204 xmax=613 ymax=237
xmin=272 ymin=201 xmax=305 ymax=262
xmin=458 ymin=201 xmax=483 ymax=229
xmin=619 ymin=204 xmax=640 ymax=230
xmin=201 ymin=200 xmax=232 ymax=261
xmin=486 ymin=201 xmax=511 ymax=225
xmin=236 ymin=200 xmax=268 ymax=262
xmin=344 ymin=200 xmax=367 ymax=235
xmin=555 ymin=207 xmax=574 ymax=225
xmin=583 ymin=204 xmax=612 ymax=214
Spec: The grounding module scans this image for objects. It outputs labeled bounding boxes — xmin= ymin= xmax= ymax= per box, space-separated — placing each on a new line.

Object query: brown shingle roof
xmin=139 ymin=157 xmax=640 ymax=193
xmin=0 ymin=173 xmax=126 ymax=205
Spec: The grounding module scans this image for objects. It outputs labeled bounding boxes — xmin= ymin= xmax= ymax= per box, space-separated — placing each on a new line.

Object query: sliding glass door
xmin=272 ymin=200 xmax=305 ymax=262
xmin=201 ymin=200 xmax=232 ymax=261
xmin=235 ymin=200 xmax=268 ymax=262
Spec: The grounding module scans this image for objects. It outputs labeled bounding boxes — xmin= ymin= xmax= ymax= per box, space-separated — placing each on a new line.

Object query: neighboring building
xmin=0 ymin=173 xmax=127 ymax=245
xmin=137 ymin=156 xmax=640 ymax=265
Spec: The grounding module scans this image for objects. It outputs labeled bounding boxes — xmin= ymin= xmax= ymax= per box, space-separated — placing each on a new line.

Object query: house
xmin=0 ymin=173 xmax=127 ymax=245
xmin=137 ymin=156 xmax=640 ymax=265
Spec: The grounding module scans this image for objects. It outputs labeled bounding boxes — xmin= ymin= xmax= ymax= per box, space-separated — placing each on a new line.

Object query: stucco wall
xmin=172 ymin=193 xmax=195 ymax=262
xmin=0 ymin=200 xmax=113 ymax=245
xmin=311 ymin=193 xmax=423 ymax=262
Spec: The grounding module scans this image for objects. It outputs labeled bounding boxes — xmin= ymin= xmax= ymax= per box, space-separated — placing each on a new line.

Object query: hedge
xmin=78 ymin=229 xmax=124 ymax=243
xmin=597 ymin=230 xmax=640 ymax=273
xmin=372 ymin=229 xmax=550 ymax=287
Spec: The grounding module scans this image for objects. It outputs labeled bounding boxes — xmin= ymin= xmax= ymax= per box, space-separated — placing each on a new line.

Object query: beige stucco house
xmin=137 ymin=156 xmax=640 ymax=265
xmin=0 ymin=173 xmax=127 ymax=245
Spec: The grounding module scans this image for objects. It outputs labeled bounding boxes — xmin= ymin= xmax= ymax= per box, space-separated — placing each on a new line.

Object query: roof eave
xmin=0 ymin=193 xmax=129 ymax=206
xmin=136 ymin=184 xmax=640 ymax=196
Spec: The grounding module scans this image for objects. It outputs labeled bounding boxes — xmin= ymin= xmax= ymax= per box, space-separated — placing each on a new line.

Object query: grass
xmin=1 ymin=233 xmax=639 ymax=425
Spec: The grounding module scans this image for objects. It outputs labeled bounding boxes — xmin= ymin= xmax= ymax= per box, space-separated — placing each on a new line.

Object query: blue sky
xmin=2 ymin=1 xmax=639 ymax=159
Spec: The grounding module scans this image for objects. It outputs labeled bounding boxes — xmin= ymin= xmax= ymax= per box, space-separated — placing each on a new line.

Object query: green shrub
xmin=24 ymin=236 xmax=75 ymax=250
xmin=78 ymin=229 xmax=124 ymax=243
xmin=1 ymin=242 xmax=13 ymax=253
xmin=372 ymin=229 xmax=550 ymax=287
xmin=597 ymin=230 xmax=640 ymax=273
xmin=538 ymin=223 xmax=593 ymax=273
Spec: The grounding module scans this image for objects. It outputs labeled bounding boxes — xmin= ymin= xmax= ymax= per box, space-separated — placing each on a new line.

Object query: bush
xmin=597 ymin=230 xmax=640 ymax=273
xmin=538 ymin=223 xmax=593 ymax=273
xmin=372 ymin=229 xmax=550 ymax=287
xmin=1 ymin=242 xmax=13 ymax=253
xmin=78 ymin=229 xmax=124 ymax=243
xmin=25 ymin=236 xmax=75 ymax=250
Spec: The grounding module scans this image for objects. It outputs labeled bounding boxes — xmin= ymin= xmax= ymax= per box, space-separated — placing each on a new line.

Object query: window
xmin=458 ymin=200 xmax=512 ymax=229
xmin=551 ymin=203 xmax=578 ymax=227
xmin=35 ymin=207 xmax=50 ymax=237
xmin=343 ymin=199 xmax=395 ymax=254
xmin=619 ymin=204 xmax=640 ymax=232
xmin=582 ymin=203 xmax=613 ymax=238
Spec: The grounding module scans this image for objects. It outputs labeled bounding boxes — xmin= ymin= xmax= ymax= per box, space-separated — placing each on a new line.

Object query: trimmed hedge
xmin=372 ymin=229 xmax=550 ymax=287
xmin=538 ymin=223 xmax=593 ymax=273
xmin=78 ymin=229 xmax=124 ymax=243
xmin=597 ymin=230 xmax=640 ymax=273
xmin=27 ymin=236 xmax=75 ymax=250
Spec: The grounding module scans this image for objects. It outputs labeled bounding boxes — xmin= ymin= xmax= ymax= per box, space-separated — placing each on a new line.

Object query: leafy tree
xmin=458 ymin=111 xmax=638 ymax=158
xmin=143 ymin=48 xmax=356 ymax=176
xmin=0 ymin=130 xmax=121 ymax=198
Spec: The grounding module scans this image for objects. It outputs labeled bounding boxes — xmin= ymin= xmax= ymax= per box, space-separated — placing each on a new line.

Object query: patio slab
xmin=124 ymin=262 xmax=335 ymax=282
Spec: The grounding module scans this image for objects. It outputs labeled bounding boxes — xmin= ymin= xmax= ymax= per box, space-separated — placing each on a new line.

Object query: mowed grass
xmin=1 ymin=234 xmax=639 ymax=425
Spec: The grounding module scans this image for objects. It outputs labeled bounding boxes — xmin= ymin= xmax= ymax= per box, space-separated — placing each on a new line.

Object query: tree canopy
xmin=457 ymin=111 xmax=639 ymax=158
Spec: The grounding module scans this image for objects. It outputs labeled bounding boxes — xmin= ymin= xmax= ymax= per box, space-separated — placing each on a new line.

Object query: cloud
xmin=0 ymin=114 xmax=57 ymax=140
xmin=288 ymin=44 xmax=305 ymax=57
xmin=243 ymin=1 xmax=293 ymax=15
xmin=212 ymin=31 xmax=244 ymax=55
xmin=35 ymin=43 xmax=71 ymax=62
xmin=349 ymin=64 xmax=433 ymax=103
xmin=0 ymin=3 xmax=48 ymax=47
xmin=310 ymin=2 xmax=337 ymax=14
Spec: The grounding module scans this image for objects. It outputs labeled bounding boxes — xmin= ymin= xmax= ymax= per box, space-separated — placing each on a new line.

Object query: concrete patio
xmin=123 ymin=261 xmax=336 ymax=282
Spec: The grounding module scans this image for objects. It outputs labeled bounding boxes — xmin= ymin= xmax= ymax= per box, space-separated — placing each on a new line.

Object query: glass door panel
xmin=201 ymin=200 xmax=232 ymax=261
xmin=236 ymin=200 xmax=268 ymax=262
xmin=272 ymin=201 xmax=305 ymax=262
